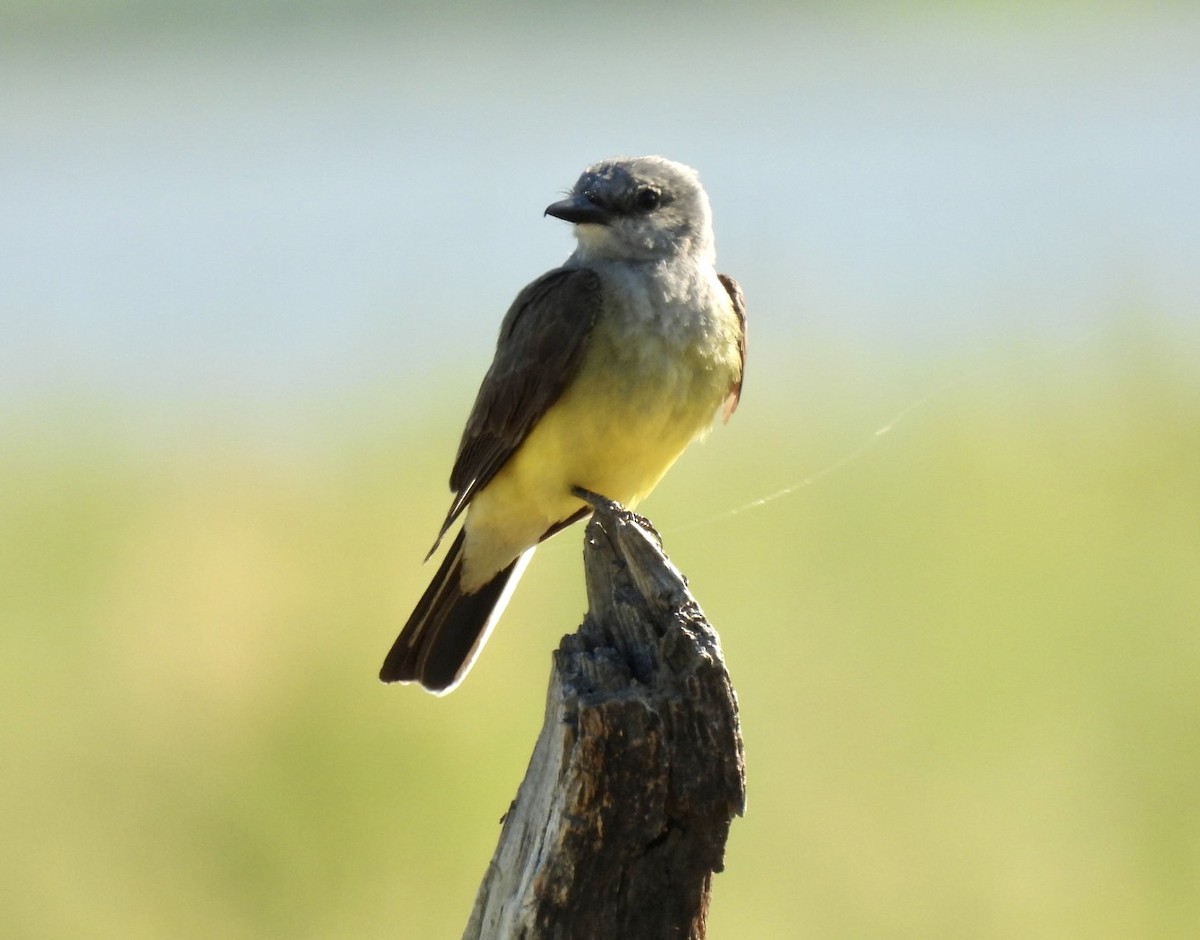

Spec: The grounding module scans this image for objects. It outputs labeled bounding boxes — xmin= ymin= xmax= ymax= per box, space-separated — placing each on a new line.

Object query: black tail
xmin=379 ymin=529 xmax=522 ymax=692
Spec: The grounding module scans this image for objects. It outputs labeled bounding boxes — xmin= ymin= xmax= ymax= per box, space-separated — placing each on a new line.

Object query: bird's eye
xmin=635 ymin=187 xmax=661 ymax=211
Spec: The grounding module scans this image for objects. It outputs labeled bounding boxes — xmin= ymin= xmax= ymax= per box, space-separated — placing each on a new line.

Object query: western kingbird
xmin=380 ymin=155 xmax=746 ymax=693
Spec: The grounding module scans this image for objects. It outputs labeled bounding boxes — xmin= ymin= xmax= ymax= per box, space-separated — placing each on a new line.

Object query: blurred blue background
xmin=3 ymin=2 xmax=1198 ymax=937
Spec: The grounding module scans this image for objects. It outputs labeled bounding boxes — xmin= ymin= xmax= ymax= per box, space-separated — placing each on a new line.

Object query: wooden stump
xmin=463 ymin=496 xmax=745 ymax=940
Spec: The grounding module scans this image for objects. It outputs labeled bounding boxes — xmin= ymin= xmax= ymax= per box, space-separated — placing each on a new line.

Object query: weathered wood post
xmin=463 ymin=494 xmax=746 ymax=940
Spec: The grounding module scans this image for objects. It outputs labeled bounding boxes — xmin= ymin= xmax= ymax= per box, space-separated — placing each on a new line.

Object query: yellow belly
xmin=458 ymin=272 xmax=743 ymax=591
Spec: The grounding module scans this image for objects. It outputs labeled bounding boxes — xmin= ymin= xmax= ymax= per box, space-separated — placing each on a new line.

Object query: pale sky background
xmin=3 ymin=3 xmax=1197 ymax=442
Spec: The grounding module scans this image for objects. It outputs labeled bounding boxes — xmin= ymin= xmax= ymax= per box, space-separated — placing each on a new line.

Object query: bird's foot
xmin=571 ymin=487 xmax=655 ymax=534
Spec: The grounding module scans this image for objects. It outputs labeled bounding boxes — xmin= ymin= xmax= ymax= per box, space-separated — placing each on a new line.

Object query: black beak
xmin=544 ymin=193 xmax=612 ymax=226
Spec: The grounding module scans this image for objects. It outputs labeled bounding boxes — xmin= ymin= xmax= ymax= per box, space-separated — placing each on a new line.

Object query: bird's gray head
xmin=544 ymin=156 xmax=716 ymax=264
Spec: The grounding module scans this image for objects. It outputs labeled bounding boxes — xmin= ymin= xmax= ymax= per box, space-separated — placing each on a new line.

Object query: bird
xmin=380 ymin=155 xmax=746 ymax=693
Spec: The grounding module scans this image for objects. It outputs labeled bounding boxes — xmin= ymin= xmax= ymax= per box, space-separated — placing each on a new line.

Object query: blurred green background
xmin=3 ymin=2 xmax=1199 ymax=938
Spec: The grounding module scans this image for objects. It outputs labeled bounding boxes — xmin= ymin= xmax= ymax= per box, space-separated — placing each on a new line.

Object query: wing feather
xmin=717 ymin=272 xmax=747 ymax=420
xmin=427 ymin=267 xmax=603 ymax=554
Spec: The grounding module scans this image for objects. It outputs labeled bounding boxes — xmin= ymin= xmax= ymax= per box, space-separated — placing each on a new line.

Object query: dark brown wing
xmin=718 ymin=273 xmax=747 ymax=420
xmin=427 ymin=267 xmax=603 ymax=554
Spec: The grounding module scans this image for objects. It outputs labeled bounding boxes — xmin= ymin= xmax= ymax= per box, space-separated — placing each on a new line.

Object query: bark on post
xmin=463 ymin=495 xmax=746 ymax=940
